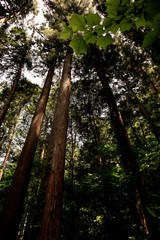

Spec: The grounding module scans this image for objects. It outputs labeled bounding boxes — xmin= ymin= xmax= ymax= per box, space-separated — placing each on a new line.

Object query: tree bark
xmin=39 ymin=47 xmax=73 ymax=240
xmin=40 ymin=117 xmax=48 ymax=164
xmin=0 ymin=62 xmax=24 ymax=126
xmin=97 ymin=70 xmax=149 ymax=235
xmin=0 ymin=105 xmax=22 ymax=181
xmin=0 ymin=65 xmax=55 ymax=240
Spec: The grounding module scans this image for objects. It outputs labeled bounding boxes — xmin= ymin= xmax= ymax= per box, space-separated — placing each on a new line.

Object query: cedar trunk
xmin=0 ymin=66 xmax=55 ymax=240
xmin=97 ymin=70 xmax=149 ymax=235
xmin=39 ymin=47 xmax=73 ymax=240
xmin=0 ymin=62 xmax=24 ymax=126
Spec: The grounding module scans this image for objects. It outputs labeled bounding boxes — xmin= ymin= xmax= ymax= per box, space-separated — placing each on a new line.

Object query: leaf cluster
xmin=60 ymin=0 xmax=160 ymax=55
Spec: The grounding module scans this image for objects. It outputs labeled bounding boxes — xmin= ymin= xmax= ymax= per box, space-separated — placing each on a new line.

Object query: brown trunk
xmin=0 ymin=105 xmax=22 ymax=181
xmin=0 ymin=11 xmax=21 ymax=26
xmin=0 ymin=65 xmax=55 ymax=240
xmin=40 ymin=117 xmax=48 ymax=164
xmin=97 ymin=70 xmax=149 ymax=235
xmin=39 ymin=47 xmax=73 ymax=240
xmin=0 ymin=62 xmax=24 ymax=126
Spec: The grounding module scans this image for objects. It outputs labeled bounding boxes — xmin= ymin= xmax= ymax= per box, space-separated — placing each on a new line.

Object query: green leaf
xmin=103 ymin=18 xmax=114 ymax=27
xmin=145 ymin=0 xmax=160 ymax=20
xmin=60 ymin=26 xmax=73 ymax=39
xmin=121 ymin=0 xmax=130 ymax=6
xmin=135 ymin=15 xmax=147 ymax=28
xmin=142 ymin=28 xmax=160 ymax=48
xmin=106 ymin=22 xmax=119 ymax=34
xmin=96 ymin=34 xmax=113 ymax=49
xmin=120 ymin=18 xmax=132 ymax=32
xmin=69 ymin=13 xmax=86 ymax=32
xmin=106 ymin=0 xmax=120 ymax=18
xmin=86 ymin=12 xmax=101 ymax=27
xmin=69 ymin=35 xmax=87 ymax=55
xmin=117 ymin=6 xmax=128 ymax=15
xmin=94 ymin=25 xmax=105 ymax=36
xmin=83 ymin=31 xmax=97 ymax=44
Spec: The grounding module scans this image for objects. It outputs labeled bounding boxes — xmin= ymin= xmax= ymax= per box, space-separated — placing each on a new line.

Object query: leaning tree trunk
xmin=0 ymin=105 xmax=22 ymax=181
xmin=97 ymin=70 xmax=150 ymax=236
xmin=0 ymin=65 xmax=55 ymax=240
xmin=39 ymin=47 xmax=73 ymax=240
xmin=0 ymin=62 xmax=24 ymax=126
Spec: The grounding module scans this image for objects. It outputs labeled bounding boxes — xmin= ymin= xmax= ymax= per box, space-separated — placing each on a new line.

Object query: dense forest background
xmin=0 ymin=0 xmax=160 ymax=239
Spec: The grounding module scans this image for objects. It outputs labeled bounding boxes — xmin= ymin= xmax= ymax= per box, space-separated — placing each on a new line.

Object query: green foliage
xmin=96 ymin=34 xmax=113 ymax=49
xmin=69 ymin=35 xmax=87 ymax=55
xmin=120 ymin=18 xmax=132 ymax=32
xmin=106 ymin=0 xmax=121 ymax=18
xmin=83 ymin=31 xmax=97 ymax=44
xmin=60 ymin=26 xmax=73 ymax=39
xmin=86 ymin=12 xmax=101 ymax=27
xmin=135 ymin=15 xmax=147 ymax=28
xmin=60 ymin=0 xmax=160 ymax=55
xmin=142 ymin=25 xmax=160 ymax=48
xmin=69 ymin=13 xmax=86 ymax=32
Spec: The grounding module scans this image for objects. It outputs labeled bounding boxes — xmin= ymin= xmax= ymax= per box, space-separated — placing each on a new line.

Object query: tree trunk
xmin=0 ymin=65 xmax=55 ymax=240
xmin=0 ymin=105 xmax=22 ymax=181
xmin=39 ymin=47 xmax=73 ymax=240
xmin=40 ymin=117 xmax=48 ymax=164
xmin=0 ymin=62 xmax=24 ymax=126
xmin=97 ymin=70 xmax=149 ymax=235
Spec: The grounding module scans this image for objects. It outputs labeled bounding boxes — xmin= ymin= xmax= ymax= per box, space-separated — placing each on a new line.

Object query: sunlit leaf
xmin=94 ymin=25 xmax=105 ymax=36
xmin=69 ymin=13 xmax=86 ymax=32
xmin=86 ymin=12 xmax=101 ymax=27
xmin=135 ymin=15 xmax=147 ymax=28
xmin=69 ymin=35 xmax=87 ymax=55
xmin=83 ymin=31 xmax=97 ymax=44
xmin=60 ymin=26 xmax=73 ymax=39
xmin=96 ymin=34 xmax=113 ymax=49
xmin=106 ymin=0 xmax=120 ymax=17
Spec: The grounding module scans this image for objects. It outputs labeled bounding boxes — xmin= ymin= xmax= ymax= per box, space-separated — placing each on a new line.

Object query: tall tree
xmin=0 ymin=61 xmax=55 ymax=240
xmin=39 ymin=46 xmax=73 ymax=240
